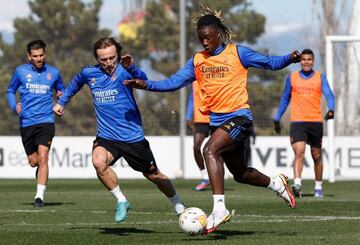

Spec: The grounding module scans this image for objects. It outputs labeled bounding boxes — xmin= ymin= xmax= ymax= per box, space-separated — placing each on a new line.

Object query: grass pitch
xmin=0 ymin=179 xmax=359 ymax=245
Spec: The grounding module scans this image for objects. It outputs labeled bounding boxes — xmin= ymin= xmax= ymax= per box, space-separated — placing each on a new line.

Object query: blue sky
xmin=0 ymin=0 xmax=318 ymax=68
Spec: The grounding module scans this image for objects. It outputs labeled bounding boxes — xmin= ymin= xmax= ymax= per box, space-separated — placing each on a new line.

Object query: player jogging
xmin=7 ymin=39 xmax=65 ymax=207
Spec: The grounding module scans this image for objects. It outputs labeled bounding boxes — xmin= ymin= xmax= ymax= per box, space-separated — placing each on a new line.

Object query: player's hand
xmin=290 ymin=50 xmax=301 ymax=63
xmin=123 ymin=79 xmax=147 ymax=89
xmin=274 ymin=120 xmax=281 ymax=134
xmin=53 ymin=103 xmax=65 ymax=117
xmin=16 ymin=102 xmax=22 ymax=114
xmin=56 ymin=90 xmax=63 ymax=99
xmin=120 ymin=54 xmax=133 ymax=69
xmin=325 ymin=110 xmax=334 ymax=121
xmin=186 ymin=120 xmax=195 ymax=132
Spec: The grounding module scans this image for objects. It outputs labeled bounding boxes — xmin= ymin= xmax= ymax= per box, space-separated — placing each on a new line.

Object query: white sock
xmin=169 ymin=193 xmax=185 ymax=215
xmin=294 ymin=178 xmax=302 ymax=186
xmin=200 ymin=169 xmax=209 ymax=180
xmin=110 ymin=185 xmax=127 ymax=202
xmin=315 ymin=181 xmax=323 ymax=190
xmin=267 ymin=177 xmax=283 ymax=192
xmin=35 ymin=184 xmax=46 ymax=200
xmin=212 ymin=194 xmax=226 ymax=215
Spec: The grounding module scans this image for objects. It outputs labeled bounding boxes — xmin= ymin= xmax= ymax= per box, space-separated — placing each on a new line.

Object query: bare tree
xmin=312 ymin=0 xmax=360 ymax=135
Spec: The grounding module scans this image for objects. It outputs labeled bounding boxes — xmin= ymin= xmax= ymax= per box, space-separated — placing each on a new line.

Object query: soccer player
xmin=186 ymin=81 xmax=211 ymax=191
xmin=53 ymin=37 xmax=185 ymax=223
xmin=274 ymin=49 xmax=335 ymax=198
xmin=7 ymin=39 xmax=65 ymax=207
xmin=124 ymin=8 xmax=301 ymax=233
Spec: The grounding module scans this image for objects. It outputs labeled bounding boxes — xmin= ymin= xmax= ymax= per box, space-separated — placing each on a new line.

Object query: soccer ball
xmin=178 ymin=207 xmax=207 ymax=236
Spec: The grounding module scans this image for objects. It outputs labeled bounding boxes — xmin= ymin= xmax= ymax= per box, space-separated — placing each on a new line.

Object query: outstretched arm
xmin=124 ymin=58 xmax=195 ymax=92
xmin=56 ymin=71 xmax=86 ymax=114
xmin=237 ymin=45 xmax=300 ymax=70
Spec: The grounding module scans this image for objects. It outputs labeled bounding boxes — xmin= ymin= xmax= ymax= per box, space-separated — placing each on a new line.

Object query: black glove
xmin=290 ymin=50 xmax=301 ymax=63
xmin=325 ymin=110 xmax=334 ymax=121
xmin=274 ymin=120 xmax=281 ymax=134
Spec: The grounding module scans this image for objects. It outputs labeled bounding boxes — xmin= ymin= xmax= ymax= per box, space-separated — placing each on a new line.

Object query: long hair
xmin=194 ymin=6 xmax=235 ymax=44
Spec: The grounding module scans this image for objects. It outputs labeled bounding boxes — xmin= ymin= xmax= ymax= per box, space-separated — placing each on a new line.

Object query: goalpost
xmin=326 ymin=35 xmax=360 ymax=182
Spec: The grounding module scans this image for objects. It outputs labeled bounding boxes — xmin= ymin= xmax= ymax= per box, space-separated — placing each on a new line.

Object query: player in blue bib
xmin=53 ymin=37 xmax=185 ymax=223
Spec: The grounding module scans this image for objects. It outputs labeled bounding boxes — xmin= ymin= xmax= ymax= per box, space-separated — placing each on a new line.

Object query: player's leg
xmin=202 ymin=128 xmax=231 ymax=233
xmin=92 ymin=137 xmax=130 ymax=222
xmin=122 ymin=139 xmax=185 ymax=215
xmin=193 ymin=123 xmax=210 ymax=191
xmin=309 ymin=122 xmax=324 ymax=198
xmin=244 ymin=137 xmax=252 ymax=165
xmin=223 ymin=143 xmax=296 ymax=209
xmin=291 ymin=141 xmax=306 ymax=197
xmin=290 ymin=123 xmax=308 ymax=197
xmin=34 ymin=144 xmax=50 ymax=207
xmin=311 ymin=146 xmax=323 ymax=197
xmin=144 ymin=169 xmax=185 ymax=215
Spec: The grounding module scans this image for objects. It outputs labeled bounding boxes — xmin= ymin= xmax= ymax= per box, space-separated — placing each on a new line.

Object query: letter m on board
xmin=0 ymin=148 xmax=3 ymax=166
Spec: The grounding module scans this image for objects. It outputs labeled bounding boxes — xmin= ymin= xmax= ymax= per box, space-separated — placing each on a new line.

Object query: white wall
xmin=0 ymin=136 xmax=359 ymax=180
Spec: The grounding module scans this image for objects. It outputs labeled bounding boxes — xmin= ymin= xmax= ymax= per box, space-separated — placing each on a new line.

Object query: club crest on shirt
xmin=111 ymin=75 xmax=117 ymax=81
xmin=26 ymin=73 xmax=32 ymax=82
xmin=47 ymin=73 xmax=52 ymax=80
xmin=91 ymin=77 xmax=96 ymax=86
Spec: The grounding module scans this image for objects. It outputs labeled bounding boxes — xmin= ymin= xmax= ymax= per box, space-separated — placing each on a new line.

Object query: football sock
xmin=35 ymin=184 xmax=46 ymax=200
xmin=169 ymin=193 xmax=185 ymax=215
xmin=200 ymin=169 xmax=209 ymax=181
xmin=212 ymin=194 xmax=226 ymax=215
xmin=110 ymin=185 xmax=127 ymax=202
xmin=267 ymin=177 xmax=283 ymax=192
xmin=294 ymin=178 xmax=302 ymax=186
xmin=315 ymin=180 xmax=323 ymax=190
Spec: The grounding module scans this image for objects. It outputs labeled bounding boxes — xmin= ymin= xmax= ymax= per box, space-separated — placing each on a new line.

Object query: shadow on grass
xmin=22 ymin=202 xmax=76 ymax=206
xmin=98 ymin=227 xmax=156 ymax=236
xmin=199 ymin=229 xmax=297 ymax=240
xmin=191 ymin=188 xmax=235 ymax=192
xmin=300 ymin=193 xmax=335 ymax=198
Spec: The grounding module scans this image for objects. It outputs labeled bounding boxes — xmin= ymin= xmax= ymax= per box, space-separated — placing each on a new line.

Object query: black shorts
xmin=20 ymin=123 xmax=55 ymax=155
xmin=290 ymin=122 xmax=323 ymax=147
xmin=210 ymin=117 xmax=253 ymax=179
xmin=194 ymin=123 xmax=211 ymax=137
xmin=93 ymin=137 xmax=157 ymax=173
xmin=211 ymin=116 xmax=253 ymax=143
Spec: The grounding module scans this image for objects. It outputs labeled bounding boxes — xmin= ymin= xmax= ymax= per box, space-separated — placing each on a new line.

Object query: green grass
xmin=0 ymin=179 xmax=360 ymax=245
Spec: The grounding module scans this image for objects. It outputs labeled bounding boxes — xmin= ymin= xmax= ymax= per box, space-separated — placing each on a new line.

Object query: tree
xmin=119 ymin=0 xmax=287 ymax=135
xmin=0 ymin=0 xmax=111 ymax=135
xmin=313 ymin=0 xmax=360 ymax=135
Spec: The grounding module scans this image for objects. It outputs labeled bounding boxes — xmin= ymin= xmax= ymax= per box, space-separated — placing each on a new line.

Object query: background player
xmin=274 ymin=48 xmax=335 ymax=198
xmin=186 ymin=81 xmax=210 ymax=191
xmin=7 ymin=39 xmax=64 ymax=207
